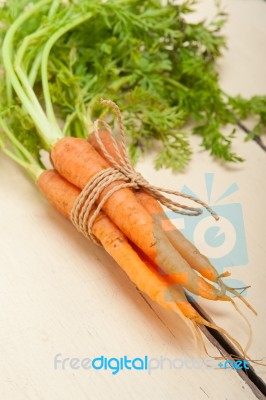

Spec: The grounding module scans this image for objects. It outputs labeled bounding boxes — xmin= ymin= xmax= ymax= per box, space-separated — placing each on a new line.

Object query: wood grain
xmin=0 ymin=1 xmax=265 ymax=399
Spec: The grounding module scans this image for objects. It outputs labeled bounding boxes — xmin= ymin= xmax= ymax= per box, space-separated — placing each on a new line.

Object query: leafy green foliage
xmin=228 ymin=95 xmax=266 ymax=140
xmin=0 ymin=0 xmax=265 ymax=171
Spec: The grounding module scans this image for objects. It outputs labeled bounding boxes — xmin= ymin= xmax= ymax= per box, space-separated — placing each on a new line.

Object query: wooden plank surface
xmin=0 ymin=154 xmax=259 ymax=400
xmin=0 ymin=1 xmax=265 ymax=399
xmin=181 ymin=0 xmax=266 ymax=376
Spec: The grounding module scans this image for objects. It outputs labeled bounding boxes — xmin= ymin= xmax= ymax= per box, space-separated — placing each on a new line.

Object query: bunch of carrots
xmin=1 ymin=112 xmax=256 ymax=359
xmin=39 ymin=122 xmax=255 ymax=356
xmin=0 ymin=0 xmax=259 ymax=362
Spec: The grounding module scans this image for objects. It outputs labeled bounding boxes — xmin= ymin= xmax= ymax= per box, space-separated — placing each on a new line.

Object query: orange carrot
xmin=89 ymin=130 xmax=219 ymax=282
xmin=135 ymin=190 xmax=219 ymax=281
xmin=51 ymin=137 xmax=227 ymax=301
xmin=37 ymin=169 xmax=248 ymax=358
xmin=37 ymin=169 xmax=200 ymax=320
xmin=88 ymin=130 xmax=257 ymax=315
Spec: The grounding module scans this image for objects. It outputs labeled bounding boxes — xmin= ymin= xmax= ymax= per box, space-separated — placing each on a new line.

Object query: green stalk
xmin=0 ymin=117 xmax=43 ymax=180
xmin=2 ymin=0 xmax=60 ymax=149
xmin=11 ymin=5 xmax=93 ymax=147
xmin=14 ymin=28 xmax=58 ymax=133
xmin=0 ymin=146 xmax=42 ymax=180
xmin=164 ymin=77 xmax=189 ymax=92
xmin=15 ymin=27 xmax=50 ymax=74
xmin=3 ymin=0 xmax=50 ymax=105
xmin=47 ymin=0 xmax=61 ymax=17
xmin=41 ymin=12 xmax=93 ymax=135
xmin=28 ymin=52 xmax=43 ymax=87
xmin=28 ymin=0 xmax=61 ymax=87
xmin=109 ymin=75 xmax=132 ymax=91
xmin=62 ymin=111 xmax=78 ymax=136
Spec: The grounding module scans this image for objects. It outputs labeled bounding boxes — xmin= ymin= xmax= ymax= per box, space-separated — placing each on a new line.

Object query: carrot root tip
xmin=217 ymin=279 xmax=257 ymax=316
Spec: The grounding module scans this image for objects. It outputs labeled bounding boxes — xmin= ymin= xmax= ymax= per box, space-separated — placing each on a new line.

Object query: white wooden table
xmin=1 ymin=1 xmax=265 ymax=399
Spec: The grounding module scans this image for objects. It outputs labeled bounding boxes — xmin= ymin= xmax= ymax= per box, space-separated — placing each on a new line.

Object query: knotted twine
xmin=71 ymin=99 xmax=218 ymax=245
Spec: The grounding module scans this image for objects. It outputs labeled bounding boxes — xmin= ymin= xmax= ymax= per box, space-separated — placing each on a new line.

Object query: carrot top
xmin=1 ymin=0 xmax=265 ymax=172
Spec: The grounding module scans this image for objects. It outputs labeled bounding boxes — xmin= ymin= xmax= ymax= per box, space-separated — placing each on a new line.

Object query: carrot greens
xmin=0 ymin=0 xmax=265 ymax=171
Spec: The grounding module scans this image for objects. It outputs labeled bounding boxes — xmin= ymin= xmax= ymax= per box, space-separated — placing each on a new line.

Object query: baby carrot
xmin=37 ymin=169 xmax=202 ymax=321
xmin=88 ymin=130 xmax=256 ymax=315
xmin=89 ymin=130 xmax=219 ymax=282
xmin=51 ymin=137 xmax=227 ymax=301
xmin=38 ymin=168 xmax=248 ymax=359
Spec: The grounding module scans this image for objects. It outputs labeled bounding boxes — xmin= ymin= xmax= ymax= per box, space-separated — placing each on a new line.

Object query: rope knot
xmin=126 ymin=170 xmax=147 ymax=188
xmin=70 ymin=99 xmax=219 ymax=245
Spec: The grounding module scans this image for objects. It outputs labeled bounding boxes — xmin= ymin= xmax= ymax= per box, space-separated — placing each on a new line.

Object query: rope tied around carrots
xmin=71 ymin=99 xmax=219 ymax=245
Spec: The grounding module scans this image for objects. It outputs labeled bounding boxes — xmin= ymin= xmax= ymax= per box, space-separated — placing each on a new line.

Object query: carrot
xmin=37 ymin=169 xmax=201 ymax=320
xmin=88 ymin=130 xmax=257 ymax=315
xmin=136 ymin=191 xmax=256 ymax=313
xmin=136 ymin=191 xmax=218 ymax=279
xmin=37 ymin=169 xmax=248 ymax=357
xmin=88 ymin=130 xmax=219 ymax=282
xmin=51 ymin=137 xmax=228 ymax=301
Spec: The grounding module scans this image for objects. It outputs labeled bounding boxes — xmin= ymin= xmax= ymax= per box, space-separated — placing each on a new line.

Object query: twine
xmin=71 ymin=99 xmax=219 ymax=245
